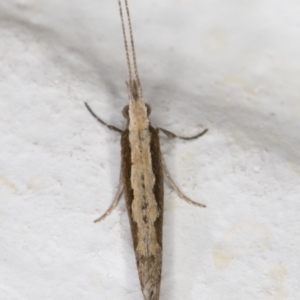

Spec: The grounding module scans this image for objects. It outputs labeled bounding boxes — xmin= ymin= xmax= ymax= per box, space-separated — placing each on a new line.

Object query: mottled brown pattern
xmin=121 ymin=129 xmax=139 ymax=249
xmin=149 ymin=127 xmax=164 ymax=249
xmin=121 ymin=125 xmax=163 ymax=300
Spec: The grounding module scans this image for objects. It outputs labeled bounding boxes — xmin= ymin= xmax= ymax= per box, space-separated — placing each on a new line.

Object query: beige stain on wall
xmin=265 ymin=263 xmax=288 ymax=299
xmin=219 ymin=74 xmax=257 ymax=98
xmin=213 ymin=219 xmax=270 ymax=270
xmin=202 ymin=29 xmax=228 ymax=55
xmin=0 ymin=176 xmax=17 ymax=194
xmin=27 ymin=176 xmax=45 ymax=194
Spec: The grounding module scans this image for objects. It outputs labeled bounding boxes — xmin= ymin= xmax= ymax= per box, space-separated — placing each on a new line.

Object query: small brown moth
xmin=85 ymin=1 xmax=208 ymax=299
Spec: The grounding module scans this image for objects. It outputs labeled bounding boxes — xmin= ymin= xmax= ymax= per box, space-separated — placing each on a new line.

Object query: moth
xmin=85 ymin=1 xmax=208 ymax=299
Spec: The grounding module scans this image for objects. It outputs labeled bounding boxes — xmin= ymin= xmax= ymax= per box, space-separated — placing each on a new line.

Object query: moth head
xmin=122 ymin=103 xmax=151 ymax=119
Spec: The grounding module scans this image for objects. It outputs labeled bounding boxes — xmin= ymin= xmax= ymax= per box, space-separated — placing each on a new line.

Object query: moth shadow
xmin=160 ymin=186 xmax=176 ymax=300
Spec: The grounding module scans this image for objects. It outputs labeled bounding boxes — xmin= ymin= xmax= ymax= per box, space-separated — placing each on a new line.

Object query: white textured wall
xmin=0 ymin=0 xmax=299 ymax=299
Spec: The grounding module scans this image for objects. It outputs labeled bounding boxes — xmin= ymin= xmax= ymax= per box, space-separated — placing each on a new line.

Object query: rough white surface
xmin=1 ymin=0 xmax=300 ymax=299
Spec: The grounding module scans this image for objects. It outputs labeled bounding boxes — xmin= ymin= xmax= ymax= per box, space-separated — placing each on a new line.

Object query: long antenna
xmin=124 ymin=0 xmax=140 ymax=85
xmin=118 ymin=0 xmax=132 ymax=83
xmin=118 ymin=0 xmax=141 ymax=86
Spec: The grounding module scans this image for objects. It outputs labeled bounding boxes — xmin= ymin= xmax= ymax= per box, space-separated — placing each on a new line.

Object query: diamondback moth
xmin=85 ymin=1 xmax=208 ymax=299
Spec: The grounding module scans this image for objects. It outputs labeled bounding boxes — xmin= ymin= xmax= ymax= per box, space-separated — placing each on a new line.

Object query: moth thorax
xmin=129 ymin=99 xmax=149 ymax=131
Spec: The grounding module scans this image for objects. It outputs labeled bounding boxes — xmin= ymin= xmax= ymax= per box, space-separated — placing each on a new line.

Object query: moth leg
xmin=158 ymin=127 xmax=208 ymax=140
xmin=94 ymin=179 xmax=124 ymax=223
xmin=161 ymin=155 xmax=206 ymax=208
xmin=85 ymin=102 xmax=123 ymax=134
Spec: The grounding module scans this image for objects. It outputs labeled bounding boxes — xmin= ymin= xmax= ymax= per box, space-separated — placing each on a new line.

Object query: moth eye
xmin=145 ymin=103 xmax=151 ymax=116
xmin=122 ymin=105 xmax=129 ymax=119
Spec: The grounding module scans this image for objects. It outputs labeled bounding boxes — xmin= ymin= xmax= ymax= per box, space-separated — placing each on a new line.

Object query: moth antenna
xmin=118 ymin=0 xmax=132 ymax=83
xmin=124 ymin=0 xmax=140 ymax=86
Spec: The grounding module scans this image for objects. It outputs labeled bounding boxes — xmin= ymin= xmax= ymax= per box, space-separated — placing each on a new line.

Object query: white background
xmin=0 ymin=0 xmax=300 ymax=299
